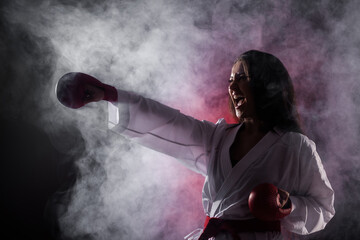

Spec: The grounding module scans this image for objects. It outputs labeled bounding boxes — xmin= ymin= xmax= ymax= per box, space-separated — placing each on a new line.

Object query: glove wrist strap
xmin=102 ymin=84 xmax=118 ymax=102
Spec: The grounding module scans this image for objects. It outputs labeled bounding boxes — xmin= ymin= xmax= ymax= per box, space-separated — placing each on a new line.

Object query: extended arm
xmin=109 ymin=89 xmax=217 ymax=175
xmin=56 ymin=72 xmax=217 ymax=175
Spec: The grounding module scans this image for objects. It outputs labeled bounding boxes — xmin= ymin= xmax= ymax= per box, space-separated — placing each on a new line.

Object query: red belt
xmin=199 ymin=216 xmax=281 ymax=240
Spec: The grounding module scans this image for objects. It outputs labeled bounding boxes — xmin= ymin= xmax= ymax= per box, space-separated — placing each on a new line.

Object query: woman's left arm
xmin=281 ymin=139 xmax=335 ymax=235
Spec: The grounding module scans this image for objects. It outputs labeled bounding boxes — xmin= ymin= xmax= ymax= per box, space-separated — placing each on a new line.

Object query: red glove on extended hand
xmin=248 ymin=183 xmax=292 ymax=221
xmin=56 ymin=72 xmax=118 ymax=109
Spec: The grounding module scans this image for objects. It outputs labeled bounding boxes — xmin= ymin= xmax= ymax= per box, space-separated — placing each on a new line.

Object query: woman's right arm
xmin=108 ymin=89 xmax=218 ymax=176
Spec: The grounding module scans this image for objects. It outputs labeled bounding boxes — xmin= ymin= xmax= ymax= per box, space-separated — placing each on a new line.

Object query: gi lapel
xmin=207 ymin=123 xmax=241 ymax=203
xmin=210 ymin=128 xmax=283 ymax=217
xmin=221 ymin=124 xmax=242 ymax=180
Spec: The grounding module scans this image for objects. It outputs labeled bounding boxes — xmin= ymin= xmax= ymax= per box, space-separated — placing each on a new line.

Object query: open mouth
xmin=233 ymin=95 xmax=246 ymax=109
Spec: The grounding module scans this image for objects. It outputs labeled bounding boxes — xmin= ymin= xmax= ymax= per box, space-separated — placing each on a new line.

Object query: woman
xmin=56 ymin=50 xmax=335 ymax=239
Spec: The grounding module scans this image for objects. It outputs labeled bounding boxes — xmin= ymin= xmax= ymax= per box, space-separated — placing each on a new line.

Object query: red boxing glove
xmin=248 ymin=183 xmax=292 ymax=221
xmin=56 ymin=72 xmax=118 ymax=109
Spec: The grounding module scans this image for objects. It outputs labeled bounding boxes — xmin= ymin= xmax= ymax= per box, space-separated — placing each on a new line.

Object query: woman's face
xmin=228 ymin=61 xmax=257 ymax=121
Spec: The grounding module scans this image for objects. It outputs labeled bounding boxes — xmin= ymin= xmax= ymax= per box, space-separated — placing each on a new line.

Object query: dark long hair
xmin=229 ymin=50 xmax=302 ymax=133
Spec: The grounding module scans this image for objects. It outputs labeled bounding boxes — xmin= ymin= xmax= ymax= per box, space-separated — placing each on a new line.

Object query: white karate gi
xmin=108 ymin=89 xmax=335 ymax=240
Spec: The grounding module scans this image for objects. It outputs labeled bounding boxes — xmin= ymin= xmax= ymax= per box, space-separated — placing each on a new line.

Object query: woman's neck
xmin=242 ymin=118 xmax=267 ymax=135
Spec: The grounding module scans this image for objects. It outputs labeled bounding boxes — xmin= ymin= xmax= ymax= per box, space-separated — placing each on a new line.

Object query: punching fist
xmin=248 ymin=183 xmax=292 ymax=221
xmin=56 ymin=72 xmax=118 ymax=108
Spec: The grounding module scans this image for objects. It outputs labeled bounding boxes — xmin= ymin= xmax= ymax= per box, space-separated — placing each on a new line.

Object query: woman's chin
xmin=235 ymin=110 xmax=243 ymax=120
xmin=235 ymin=114 xmax=242 ymax=122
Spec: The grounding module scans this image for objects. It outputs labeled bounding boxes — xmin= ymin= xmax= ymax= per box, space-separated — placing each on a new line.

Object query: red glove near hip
xmin=56 ymin=72 xmax=118 ymax=109
xmin=248 ymin=183 xmax=292 ymax=221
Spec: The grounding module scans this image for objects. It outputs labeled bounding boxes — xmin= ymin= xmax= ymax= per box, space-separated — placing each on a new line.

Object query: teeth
xmin=235 ymin=97 xmax=245 ymax=108
xmin=233 ymin=95 xmax=244 ymax=100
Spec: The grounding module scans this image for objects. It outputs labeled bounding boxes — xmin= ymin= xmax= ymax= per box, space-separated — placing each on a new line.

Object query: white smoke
xmin=2 ymin=0 xmax=360 ymax=239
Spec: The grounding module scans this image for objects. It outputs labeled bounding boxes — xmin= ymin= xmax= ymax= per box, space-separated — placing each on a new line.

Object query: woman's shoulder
xmin=214 ymin=118 xmax=240 ymax=129
xmin=279 ymin=130 xmax=316 ymax=152
xmin=208 ymin=118 xmax=241 ymax=138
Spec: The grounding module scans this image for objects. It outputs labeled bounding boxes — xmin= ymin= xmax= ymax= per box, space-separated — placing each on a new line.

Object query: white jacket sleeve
xmin=281 ymin=138 xmax=335 ymax=235
xmin=108 ymin=89 xmax=217 ymax=176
